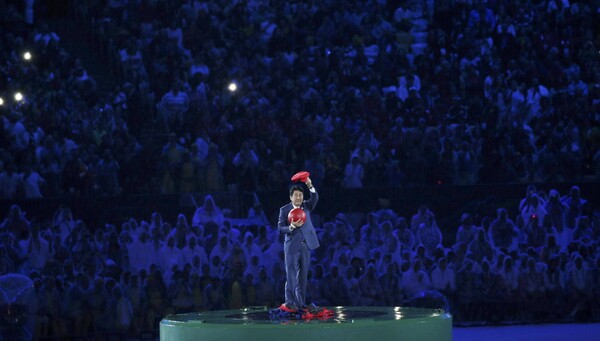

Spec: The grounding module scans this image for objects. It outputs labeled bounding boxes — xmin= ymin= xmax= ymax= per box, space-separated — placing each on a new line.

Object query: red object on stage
xmin=291 ymin=171 xmax=310 ymax=183
xmin=288 ymin=208 xmax=306 ymax=224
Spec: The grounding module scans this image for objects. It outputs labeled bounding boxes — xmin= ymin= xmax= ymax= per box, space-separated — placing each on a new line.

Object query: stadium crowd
xmin=1 ymin=185 xmax=598 ymax=339
xmin=0 ymin=0 xmax=599 ymax=339
xmin=1 ymin=0 xmax=599 ymax=199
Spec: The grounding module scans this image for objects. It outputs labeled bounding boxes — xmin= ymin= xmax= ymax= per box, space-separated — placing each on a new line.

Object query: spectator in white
xmin=363 ymin=38 xmax=379 ymax=66
xmin=255 ymin=267 xmax=276 ymax=307
xmin=568 ymin=252 xmax=591 ymax=317
xmin=241 ymin=231 xmax=262 ymax=264
xmin=166 ymin=19 xmax=184 ymax=49
xmin=209 ymin=255 xmax=227 ymax=279
xmin=19 ymin=223 xmax=49 ymax=271
xmin=262 ymin=237 xmax=283 ymax=275
xmin=51 ymin=206 xmax=74 ymax=243
xmin=509 ymin=81 xmax=526 ymax=122
xmin=395 ymin=217 xmax=415 ymax=252
xmin=169 ymin=271 xmax=194 ymax=313
xmin=467 ymin=229 xmax=496 ymax=264
xmin=128 ymin=230 xmax=153 ymax=272
xmin=1 ymin=204 xmax=30 ymax=237
xmin=544 ymin=189 xmax=566 ymax=232
xmin=375 ymin=198 xmax=398 ymax=225
xmin=192 ymin=195 xmax=225 ymax=227
xmin=92 ymin=229 xmax=106 ymax=255
xmin=525 ymin=213 xmax=548 ymax=249
xmin=357 ymin=126 xmax=380 ymax=153
xmin=568 ymin=251 xmax=587 ymax=288
xmin=350 ymin=230 xmax=371 ymax=263
xmin=183 ymin=236 xmax=203 ymax=267
xmin=158 ymin=237 xmax=182 ymax=274
xmin=401 ymin=259 xmax=431 ymax=298
xmin=380 ymin=221 xmax=400 ymax=257
xmin=158 ymin=80 xmax=190 ymax=132
xmin=358 ymin=263 xmax=383 ymax=306
xmin=6 ymin=113 xmax=30 ymax=152
xmin=247 ymin=197 xmax=269 ymax=227
xmin=430 ymin=257 xmax=456 ymax=295
xmin=342 ymin=155 xmax=364 ymax=188
xmin=34 ymin=24 xmax=60 ymax=47
xmin=160 ymin=134 xmax=187 ymax=191
xmin=519 ymin=256 xmax=545 ymax=303
xmin=543 ymin=255 xmax=564 ymax=306
xmin=454 ymin=213 xmax=481 ymax=251
xmin=188 ymin=254 xmax=203 ymax=276
xmin=572 ymin=216 xmax=593 ymax=243
xmin=147 ymin=227 xmax=164 ymax=266
xmin=519 ymin=185 xmax=541 ymax=211
xmin=397 ymin=69 xmax=421 ymax=102
xmin=167 ymin=214 xmax=191 ymax=247
xmin=561 ymin=186 xmax=587 ymax=229
xmin=149 ymin=212 xmax=163 ymax=232
xmin=410 ymin=204 xmax=436 ymax=230
xmin=498 ymin=256 xmax=519 ymax=293
xmin=483 ymin=75 xmax=495 ymax=100
xmin=119 ymin=39 xmax=146 ymax=79
xmin=254 ymin=225 xmax=271 ymax=251
xmin=378 ymin=262 xmax=402 ymax=306
xmin=452 ymin=141 xmax=477 ymax=185
xmin=0 ymin=164 xmax=23 ymax=199
xmin=65 ymin=273 xmax=90 ymax=337
xmin=127 ymin=218 xmax=142 ymax=239
xmin=112 ymin=284 xmax=134 ymax=333
xmin=245 ymin=254 xmax=262 ymax=281
xmin=193 ymin=133 xmax=210 ymax=164
xmin=526 ymin=78 xmax=549 ymax=118
xmin=351 ymin=143 xmax=376 ymax=166
xmin=201 ymin=143 xmax=225 ymax=193
xmin=467 ymin=2 xmax=496 ymax=33
xmin=190 ymin=71 xmax=210 ymax=113
xmin=520 ymin=194 xmax=547 ymax=226
xmin=189 ymin=53 xmax=210 ymax=79
xmin=69 ymin=60 xmax=97 ymax=90
xmin=61 ymin=135 xmax=79 ymax=160
xmin=209 ymin=234 xmax=232 ymax=267
xmin=332 ymin=212 xmax=355 ymax=247
xmin=96 ymin=149 xmax=121 ymax=195
xmin=39 ymin=275 xmax=68 ymax=337
xmin=232 ymin=140 xmax=260 ymax=190
xmin=322 ymin=264 xmax=350 ymax=306
xmin=489 ymin=208 xmax=518 ymax=252
xmin=416 ymin=220 xmax=442 ymax=260
xmin=458 ymin=48 xmax=481 ymax=72
xmin=359 ymin=213 xmax=380 ymax=249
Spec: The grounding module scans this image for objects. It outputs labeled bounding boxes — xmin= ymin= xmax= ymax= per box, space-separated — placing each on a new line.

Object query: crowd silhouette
xmin=0 ymin=0 xmax=599 ymax=340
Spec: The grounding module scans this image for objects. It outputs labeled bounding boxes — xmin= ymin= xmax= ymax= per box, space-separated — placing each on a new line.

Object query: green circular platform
xmin=160 ymin=306 xmax=452 ymax=341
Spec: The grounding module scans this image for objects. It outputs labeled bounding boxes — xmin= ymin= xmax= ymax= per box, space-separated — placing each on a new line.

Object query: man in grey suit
xmin=277 ymin=177 xmax=319 ymax=312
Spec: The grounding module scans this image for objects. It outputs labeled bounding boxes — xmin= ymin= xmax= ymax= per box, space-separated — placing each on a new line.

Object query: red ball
xmin=288 ymin=208 xmax=306 ymax=224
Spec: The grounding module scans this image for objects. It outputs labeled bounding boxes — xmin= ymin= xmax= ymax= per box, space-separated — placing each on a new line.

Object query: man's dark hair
xmin=289 ymin=185 xmax=303 ymax=197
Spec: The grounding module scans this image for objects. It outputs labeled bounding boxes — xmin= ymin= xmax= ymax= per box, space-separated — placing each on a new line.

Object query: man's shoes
xmin=279 ymin=303 xmax=298 ymax=313
xmin=302 ymin=303 xmax=320 ymax=314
